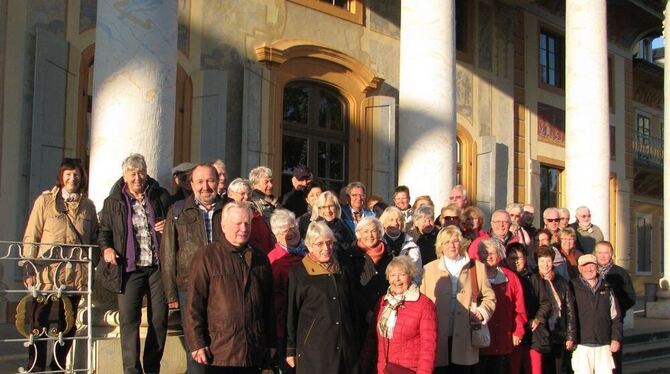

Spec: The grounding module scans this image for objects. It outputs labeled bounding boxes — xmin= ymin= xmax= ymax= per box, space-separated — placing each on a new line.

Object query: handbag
xmin=469 ymin=263 xmax=491 ymax=348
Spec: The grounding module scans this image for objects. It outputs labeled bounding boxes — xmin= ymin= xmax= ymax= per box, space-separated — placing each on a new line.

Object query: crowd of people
xmin=21 ymin=153 xmax=637 ymax=374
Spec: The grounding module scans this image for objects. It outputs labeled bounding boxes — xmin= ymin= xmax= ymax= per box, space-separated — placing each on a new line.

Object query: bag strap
xmin=64 ymin=210 xmax=85 ymax=245
xmin=469 ymin=261 xmax=479 ymax=304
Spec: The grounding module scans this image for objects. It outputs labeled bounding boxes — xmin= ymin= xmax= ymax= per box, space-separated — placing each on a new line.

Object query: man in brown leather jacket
xmin=185 ymin=201 xmax=274 ymax=372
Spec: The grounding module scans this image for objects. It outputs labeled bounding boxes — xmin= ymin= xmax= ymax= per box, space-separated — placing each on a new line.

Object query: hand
xmin=168 ymin=301 xmax=179 ymax=309
xmin=154 ymin=219 xmax=165 ymax=234
xmin=103 ymin=248 xmax=118 ymax=265
xmin=512 ymin=335 xmax=522 ymax=346
xmin=23 ymin=276 xmax=35 ymax=289
xmin=530 ymin=319 xmax=541 ymax=331
xmin=286 ymin=356 xmax=296 ymax=368
xmin=191 ymin=347 xmax=211 ymax=365
xmin=610 ymin=340 xmax=620 ymax=352
xmin=566 ymin=340 xmax=575 ymax=351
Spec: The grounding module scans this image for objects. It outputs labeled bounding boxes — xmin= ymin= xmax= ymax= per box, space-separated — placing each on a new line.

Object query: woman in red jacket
xmin=477 ymin=239 xmax=528 ymax=374
xmin=374 ymin=255 xmax=437 ymax=374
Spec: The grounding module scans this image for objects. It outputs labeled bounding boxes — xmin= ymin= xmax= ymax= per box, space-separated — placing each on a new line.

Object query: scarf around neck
xmin=598 ymin=260 xmax=613 ymax=278
xmin=358 ymin=240 xmax=386 ymax=264
xmin=378 ymin=284 xmax=420 ymax=339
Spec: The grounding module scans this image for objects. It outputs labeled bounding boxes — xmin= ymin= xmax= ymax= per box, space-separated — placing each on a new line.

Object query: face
xmin=449 ymin=188 xmax=466 ymax=209
xmin=191 ymin=166 xmax=218 ymax=206
xmin=308 ymin=235 xmax=334 ymax=263
xmin=491 ymin=212 xmax=511 ymax=238
xmin=176 ymin=172 xmax=192 ymax=191
xmin=276 ymin=223 xmax=300 ymax=247
xmin=577 ymin=208 xmax=592 ymax=226
xmin=222 ymin=207 xmax=252 ymax=246
xmin=349 ymin=187 xmax=366 ymax=211
xmin=415 ymin=215 xmax=435 ymax=234
xmin=537 ymin=233 xmax=550 ymax=246
xmin=318 ymin=198 xmax=337 ymax=221
xmin=384 ymin=215 xmax=403 ymax=237
xmin=507 ymin=250 xmax=526 ymax=272
xmin=509 ymin=208 xmax=522 ymax=223
xmin=559 ymin=212 xmax=570 ymax=229
xmin=537 ymin=256 xmax=553 ymax=276
xmin=544 ymin=210 xmax=560 ymax=233
xmin=292 ymin=176 xmax=311 ymax=191
xmin=123 ymin=168 xmax=148 ymax=196
xmin=305 ymin=187 xmax=323 ymax=207
xmin=441 ymin=209 xmax=460 ymax=227
xmin=61 ymin=168 xmax=82 ymax=193
xmin=481 ymin=246 xmax=501 ymax=268
xmin=214 ymin=165 xmax=227 ymax=194
xmin=388 ymin=266 xmax=411 ymax=295
xmin=464 ymin=214 xmax=482 ymax=232
xmin=441 ymin=236 xmax=461 ymax=260
xmin=254 ymin=175 xmax=273 ymax=196
xmin=560 ymin=235 xmax=575 ymax=252
xmin=578 ymin=263 xmax=598 ymax=281
xmin=595 ymin=244 xmax=613 ymax=266
xmin=358 ymin=223 xmax=380 ymax=247
xmin=228 ymin=188 xmax=251 ymax=202
xmin=414 ymin=198 xmax=431 ymax=209
xmin=393 ymin=192 xmax=410 ymax=210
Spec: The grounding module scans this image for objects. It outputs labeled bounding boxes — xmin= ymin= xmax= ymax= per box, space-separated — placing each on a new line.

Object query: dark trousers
xmin=479 ymin=354 xmax=510 ymax=374
xmin=179 ymin=291 xmax=206 ymax=374
xmin=542 ymin=343 xmax=572 ymax=374
xmin=118 ymin=266 xmax=167 ymax=374
xmin=613 ymin=345 xmax=623 ymax=374
xmin=28 ymin=295 xmax=81 ymax=372
xmin=203 ymin=366 xmax=260 ymax=374
xmin=434 ymin=337 xmax=478 ymax=374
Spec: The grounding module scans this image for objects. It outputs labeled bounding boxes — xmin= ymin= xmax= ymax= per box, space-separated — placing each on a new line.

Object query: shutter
xmin=364 ymin=96 xmax=396 ymax=202
xmin=198 ymin=70 xmax=228 ymax=162
xmin=241 ymin=63 xmax=264 ymax=172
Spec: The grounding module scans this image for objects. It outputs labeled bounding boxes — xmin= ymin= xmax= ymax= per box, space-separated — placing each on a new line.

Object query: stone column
xmin=88 ymin=0 xmax=178 ymax=207
xmin=398 ymin=0 xmax=456 ymax=208
xmin=661 ymin=0 xmax=670 ymax=293
xmin=564 ymin=0 xmax=610 ymax=239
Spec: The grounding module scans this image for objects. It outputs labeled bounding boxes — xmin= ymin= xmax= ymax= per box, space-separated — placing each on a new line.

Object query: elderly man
xmin=558 ymin=208 xmax=571 ymax=229
xmin=161 ymin=163 xmax=224 ymax=374
xmin=392 ymin=185 xmax=412 ymax=223
xmin=570 ymin=254 xmax=622 ymax=374
xmin=185 ymin=201 xmax=274 ymax=372
xmin=448 ymin=184 xmax=469 ymax=210
xmin=212 ymin=159 xmax=227 ymax=198
xmin=543 ymin=207 xmax=561 ymax=245
xmin=98 ymin=153 xmax=170 ymax=374
xmin=340 ymin=181 xmax=375 ymax=234
xmin=280 ymin=165 xmax=313 ymax=216
xmin=570 ymin=206 xmax=604 ymax=254
xmin=170 ymin=162 xmax=196 ymax=204
xmin=249 ymin=166 xmax=279 ymax=221
xmin=468 ymin=209 xmax=519 ymax=260
xmin=595 ymin=241 xmax=635 ymax=374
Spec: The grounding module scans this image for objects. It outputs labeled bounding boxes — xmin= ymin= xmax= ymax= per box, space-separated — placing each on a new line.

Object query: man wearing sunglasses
xmin=542 ymin=207 xmax=561 ymax=245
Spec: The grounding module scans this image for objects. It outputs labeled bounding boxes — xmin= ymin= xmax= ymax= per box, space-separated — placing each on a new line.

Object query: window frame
xmin=538 ymin=27 xmax=565 ymax=91
xmin=635 ymin=213 xmax=653 ymax=275
xmin=288 ymin=0 xmax=364 ymax=25
xmin=539 ymin=163 xmax=564 ymax=215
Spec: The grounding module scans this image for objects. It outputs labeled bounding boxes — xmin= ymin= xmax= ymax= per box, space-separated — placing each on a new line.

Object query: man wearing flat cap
xmin=280 ymin=165 xmax=313 ymax=216
xmin=170 ymin=162 xmax=196 ymax=205
xmin=569 ymin=254 xmax=622 ymax=374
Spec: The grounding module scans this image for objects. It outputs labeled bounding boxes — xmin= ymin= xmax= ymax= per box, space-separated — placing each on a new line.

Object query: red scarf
xmin=357 ymin=240 xmax=385 ymax=264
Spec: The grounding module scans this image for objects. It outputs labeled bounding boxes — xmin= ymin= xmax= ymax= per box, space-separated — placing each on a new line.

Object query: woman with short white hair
xmin=379 ymin=206 xmax=423 ymax=284
xmin=306 ymin=191 xmax=354 ymax=254
xmin=226 ymin=177 xmax=274 ymax=253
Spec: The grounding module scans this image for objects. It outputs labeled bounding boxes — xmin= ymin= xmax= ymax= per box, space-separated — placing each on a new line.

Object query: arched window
xmin=281 ymin=81 xmax=348 ymax=194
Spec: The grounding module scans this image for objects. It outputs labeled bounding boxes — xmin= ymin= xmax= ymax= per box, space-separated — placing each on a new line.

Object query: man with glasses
xmin=448 ymin=184 xmax=469 ymax=210
xmin=340 ymin=181 xmax=375 ymax=234
xmin=558 ymin=208 xmax=571 ymax=229
xmin=468 ymin=210 xmax=519 ymax=259
xmin=542 ymin=207 xmax=561 ymax=245
xmin=570 ymin=206 xmax=604 ymax=254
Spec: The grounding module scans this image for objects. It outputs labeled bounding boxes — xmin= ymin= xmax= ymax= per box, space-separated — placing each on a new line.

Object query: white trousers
xmin=571 ymin=344 xmax=615 ymax=374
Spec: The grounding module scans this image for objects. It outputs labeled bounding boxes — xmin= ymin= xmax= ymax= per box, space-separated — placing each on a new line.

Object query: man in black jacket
xmin=98 ymin=153 xmax=170 ymax=374
xmin=595 ymin=241 xmax=635 ymax=374
xmin=570 ymin=254 xmax=622 ymax=374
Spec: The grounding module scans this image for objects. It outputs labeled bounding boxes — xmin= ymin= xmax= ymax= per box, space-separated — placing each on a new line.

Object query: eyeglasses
xmin=546 ymin=218 xmax=560 ymax=223
xmin=443 ymin=216 xmax=459 ymax=220
xmin=559 ymin=217 xmax=569 ymax=221
xmin=313 ymin=240 xmax=333 ymax=248
xmin=491 ymin=220 xmax=510 ymax=225
xmin=579 ymin=214 xmax=591 ymax=218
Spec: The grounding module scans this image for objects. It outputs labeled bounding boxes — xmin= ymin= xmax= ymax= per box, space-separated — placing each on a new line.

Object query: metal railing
xmin=0 ymin=241 xmax=95 ymax=373
xmin=633 ymin=135 xmax=664 ymax=168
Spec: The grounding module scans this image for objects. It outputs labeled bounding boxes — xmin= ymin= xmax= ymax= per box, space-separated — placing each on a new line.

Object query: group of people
xmin=21 ymin=154 xmax=636 ymax=374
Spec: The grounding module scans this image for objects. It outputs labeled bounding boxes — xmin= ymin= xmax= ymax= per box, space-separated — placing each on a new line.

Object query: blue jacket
xmin=340 ymin=204 xmax=375 ymax=235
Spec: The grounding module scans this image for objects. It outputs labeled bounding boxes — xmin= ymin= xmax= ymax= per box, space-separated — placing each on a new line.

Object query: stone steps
xmin=623 ymin=329 xmax=670 ymax=374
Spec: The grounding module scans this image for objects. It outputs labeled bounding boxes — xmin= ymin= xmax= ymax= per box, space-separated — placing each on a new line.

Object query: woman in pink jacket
xmin=374 ymin=255 xmax=437 ymax=374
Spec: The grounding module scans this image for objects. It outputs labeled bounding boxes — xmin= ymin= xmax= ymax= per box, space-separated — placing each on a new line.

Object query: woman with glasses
xmin=379 ymin=207 xmax=423 ymax=284
xmin=439 ymin=204 xmax=461 ymax=229
xmin=305 ymin=191 xmax=355 ymax=254
xmin=556 ymin=228 xmax=583 ymax=279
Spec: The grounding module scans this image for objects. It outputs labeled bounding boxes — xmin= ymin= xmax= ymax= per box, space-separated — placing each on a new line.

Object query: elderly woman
xmin=420 ymin=225 xmax=496 ymax=374
xmin=373 ymin=256 xmax=437 ymax=374
xmin=249 ymin=166 xmax=279 ymax=221
xmin=379 ymin=207 xmax=422 ymax=284
xmin=407 ymin=205 xmax=438 ymax=265
xmin=297 ymin=181 xmax=323 ymax=236
xmin=227 ymin=178 xmax=274 ymax=254
xmin=286 ymin=222 xmax=361 ymax=374
xmin=305 ymin=191 xmax=355 ymax=253
xmin=267 ymin=209 xmax=306 ymax=372
xmin=556 ymin=227 xmax=583 ymax=279
xmin=536 ymin=246 xmax=577 ymax=374
xmin=477 ymin=239 xmax=527 ymax=374
xmin=439 ymin=203 xmax=461 ymax=229
xmin=461 ymin=206 xmax=488 ymax=242
xmin=22 ymin=158 xmax=99 ymax=372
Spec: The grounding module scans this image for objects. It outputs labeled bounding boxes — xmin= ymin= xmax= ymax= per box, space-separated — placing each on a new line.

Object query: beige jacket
xmin=420 ymin=257 xmax=496 ymax=367
xmin=22 ymin=186 xmax=98 ymax=290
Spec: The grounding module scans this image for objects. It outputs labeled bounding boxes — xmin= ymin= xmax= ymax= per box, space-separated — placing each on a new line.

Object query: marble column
xmin=88 ymin=0 xmax=178 ymax=208
xmin=661 ymin=0 xmax=670 ymax=293
xmin=564 ymin=0 xmax=610 ymax=239
xmin=398 ymin=0 xmax=456 ymax=208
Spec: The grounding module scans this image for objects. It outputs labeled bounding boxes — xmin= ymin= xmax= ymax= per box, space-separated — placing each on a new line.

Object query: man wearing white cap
xmin=569 ymin=254 xmax=622 ymax=374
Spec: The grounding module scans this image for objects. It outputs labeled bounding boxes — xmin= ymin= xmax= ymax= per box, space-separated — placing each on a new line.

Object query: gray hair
xmin=355 ymin=217 xmax=384 ymax=239
xmin=346 ymin=181 xmax=367 ymax=195
xmin=575 ymin=206 xmax=590 ymax=215
xmin=543 ymin=207 xmax=559 ymax=219
xmin=379 ymin=206 xmax=405 ymax=231
xmin=413 ymin=205 xmax=435 ymax=223
xmin=310 ymin=191 xmax=342 ymax=221
xmin=478 ymin=238 xmax=506 ymax=261
xmin=451 ymin=184 xmax=469 ymax=200
xmin=122 ymin=153 xmax=147 ymax=173
xmin=228 ymin=178 xmax=252 ymax=193
xmin=270 ymin=209 xmax=297 ymax=236
xmin=248 ymin=166 xmax=272 ymax=187
xmin=305 ymin=221 xmax=335 ymax=249
xmin=385 ymin=255 xmax=418 ymax=283
xmin=558 ymin=207 xmax=570 ymax=217
xmin=221 ymin=201 xmax=253 ymax=224
xmin=506 ymin=203 xmax=523 ymax=214
xmin=212 ymin=159 xmax=226 ymax=170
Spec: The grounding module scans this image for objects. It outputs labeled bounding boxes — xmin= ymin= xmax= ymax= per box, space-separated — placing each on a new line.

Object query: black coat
xmin=408 ymin=227 xmax=437 ymax=265
xmin=341 ymin=241 xmax=392 ymax=320
xmin=97 ymin=177 xmax=170 ymax=293
xmin=518 ymin=272 xmax=551 ymax=352
xmin=602 ymin=264 xmax=636 ymax=318
xmin=570 ymin=277 xmax=623 ymax=345
xmin=286 ymin=253 xmax=362 ymax=374
xmin=542 ymin=273 xmax=577 ymax=345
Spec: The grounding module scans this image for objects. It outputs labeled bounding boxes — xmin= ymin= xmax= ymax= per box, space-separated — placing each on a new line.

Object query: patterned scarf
xmin=358 ymin=240 xmax=386 ymax=264
xmin=378 ymin=284 xmax=420 ymax=338
xmin=542 ymin=270 xmax=563 ymax=330
xmin=598 ymin=260 xmax=613 ymax=279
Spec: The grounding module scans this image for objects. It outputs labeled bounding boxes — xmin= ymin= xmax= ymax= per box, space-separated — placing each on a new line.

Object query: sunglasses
xmin=546 ymin=218 xmax=560 ymax=223
xmin=443 ymin=216 xmax=459 ymax=220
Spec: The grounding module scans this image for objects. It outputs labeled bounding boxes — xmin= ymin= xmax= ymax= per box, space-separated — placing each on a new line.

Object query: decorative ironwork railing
xmin=633 ymin=135 xmax=664 ymax=168
xmin=0 ymin=241 xmax=95 ymax=373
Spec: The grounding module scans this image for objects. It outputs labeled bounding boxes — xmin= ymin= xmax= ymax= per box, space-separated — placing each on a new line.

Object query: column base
xmin=646 ymin=289 xmax=670 ymax=319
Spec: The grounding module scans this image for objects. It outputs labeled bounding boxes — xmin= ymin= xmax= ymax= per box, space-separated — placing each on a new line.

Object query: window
xmin=319 ymin=0 xmax=348 ymax=9
xmin=455 ymin=0 xmax=467 ymax=53
xmin=540 ymin=164 xmax=563 ymax=214
xmin=637 ymin=114 xmax=651 ymax=142
xmin=636 ymin=214 xmax=652 ymax=274
xmin=281 ymin=81 xmax=348 ymax=194
xmin=539 ymin=30 xmax=563 ymax=88
xmin=456 ymin=138 xmax=462 ymax=184
xmin=288 ymin=0 xmax=364 ymax=24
